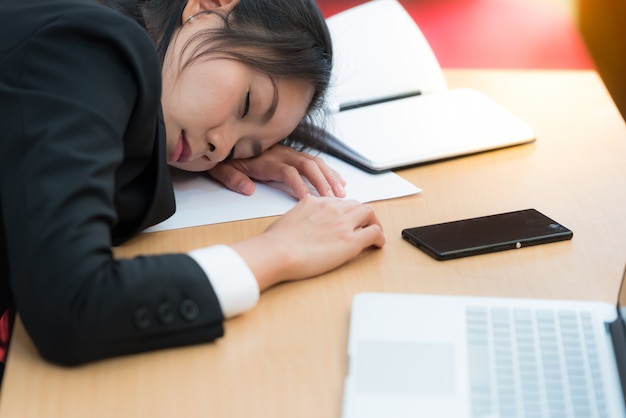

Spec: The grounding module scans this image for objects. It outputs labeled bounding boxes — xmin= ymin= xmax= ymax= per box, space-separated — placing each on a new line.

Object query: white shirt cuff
xmin=188 ymin=245 xmax=260 ymax=319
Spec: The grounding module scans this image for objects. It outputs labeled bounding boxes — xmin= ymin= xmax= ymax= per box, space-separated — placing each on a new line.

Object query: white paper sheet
xmin=144 ymin=153 xmax=421 ymax=232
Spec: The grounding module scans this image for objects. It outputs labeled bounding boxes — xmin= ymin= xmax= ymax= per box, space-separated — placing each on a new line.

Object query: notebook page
xmin=326 ymin=0 xmax=447 ymax=110
xmin=325 ymin=88 xmax=536 ymax=172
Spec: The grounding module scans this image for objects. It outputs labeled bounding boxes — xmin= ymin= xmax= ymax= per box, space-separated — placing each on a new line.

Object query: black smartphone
xmin=401 ymin=209 xmax=573 ymax=261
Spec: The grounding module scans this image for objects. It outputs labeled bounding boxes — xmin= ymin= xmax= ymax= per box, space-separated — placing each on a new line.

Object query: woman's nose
xmin=206 ymin=126 xmax=237 ymax=161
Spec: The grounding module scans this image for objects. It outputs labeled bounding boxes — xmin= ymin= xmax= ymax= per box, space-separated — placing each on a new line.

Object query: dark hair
xmin=105 ymin=0 xmax=334 ymax=151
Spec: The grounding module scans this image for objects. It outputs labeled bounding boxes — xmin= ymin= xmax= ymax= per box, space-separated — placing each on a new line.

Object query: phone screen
xmin=401 ymin=209 xmax=573 ymax=261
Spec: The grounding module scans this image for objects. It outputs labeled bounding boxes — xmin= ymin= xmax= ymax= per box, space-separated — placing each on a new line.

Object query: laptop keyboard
xmin=466 ymin=306 xmax=609 ymax=418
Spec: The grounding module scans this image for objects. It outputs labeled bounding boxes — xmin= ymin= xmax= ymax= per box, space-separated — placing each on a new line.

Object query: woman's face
xmin=161 ymin=13 xmax=314 ymax=172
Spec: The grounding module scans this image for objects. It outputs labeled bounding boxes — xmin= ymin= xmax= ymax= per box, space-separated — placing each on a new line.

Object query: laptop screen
xmin=612 ymin=263 xmax=626 ymax=402
xmin=617 ymin=263 xmax=626 ymax=318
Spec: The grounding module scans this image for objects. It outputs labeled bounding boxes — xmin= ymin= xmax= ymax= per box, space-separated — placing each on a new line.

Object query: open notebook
xmin=322 ymin=0 xmax=535 ymax=173
xmin=341 ymin=266 xmax=626 ymax=417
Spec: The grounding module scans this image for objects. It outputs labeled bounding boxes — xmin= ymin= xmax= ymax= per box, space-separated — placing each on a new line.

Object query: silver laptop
xmin=342 ymin=267 xmax=626 ymax=417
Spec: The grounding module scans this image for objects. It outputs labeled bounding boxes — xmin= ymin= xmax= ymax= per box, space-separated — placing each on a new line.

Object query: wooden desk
xmin=2 ymin=70 xmax=626 ymax=418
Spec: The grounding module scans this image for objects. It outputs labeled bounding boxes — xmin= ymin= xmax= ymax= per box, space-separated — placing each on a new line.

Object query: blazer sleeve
xmin=0 ymin=9 xmax=225 ymax=365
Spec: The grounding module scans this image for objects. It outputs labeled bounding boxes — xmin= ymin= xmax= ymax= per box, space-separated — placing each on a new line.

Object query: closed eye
xmin=242 ymin=91 xmax=250 ymax=118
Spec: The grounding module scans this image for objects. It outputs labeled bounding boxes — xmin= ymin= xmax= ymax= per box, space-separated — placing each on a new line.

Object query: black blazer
xmin=0 ymin=0 xmax=225 ymax=365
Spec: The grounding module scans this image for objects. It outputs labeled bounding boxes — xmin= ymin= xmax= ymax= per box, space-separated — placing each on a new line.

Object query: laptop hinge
xmin=609 ymin=317 xmax=626 ymax=404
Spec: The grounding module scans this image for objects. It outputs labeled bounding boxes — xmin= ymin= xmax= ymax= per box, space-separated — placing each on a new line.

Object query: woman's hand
xmin=230 ymin=195 xmax=386 ymax=291
xmin=207 ymin=145 xmax=346 ymax=200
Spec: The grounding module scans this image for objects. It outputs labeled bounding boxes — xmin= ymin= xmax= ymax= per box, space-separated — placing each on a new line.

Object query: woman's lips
xmin=169 ymin=131 xmax=192 ymax=163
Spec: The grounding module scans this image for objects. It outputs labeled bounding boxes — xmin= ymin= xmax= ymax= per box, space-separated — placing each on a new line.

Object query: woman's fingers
xmin=213 ymin=146 xmax=347 ymax=199
xmin=208 ymin=163 xmax=256 ymax=195
xmin=347 ymin=201 xmax=386 ymax=248
xmin=288 ymin=154 xmax=346 ymax=198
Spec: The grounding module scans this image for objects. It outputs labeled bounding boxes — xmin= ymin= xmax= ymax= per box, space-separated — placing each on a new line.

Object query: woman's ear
xmin=182 ymin=0 xmax=240 ymax=24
